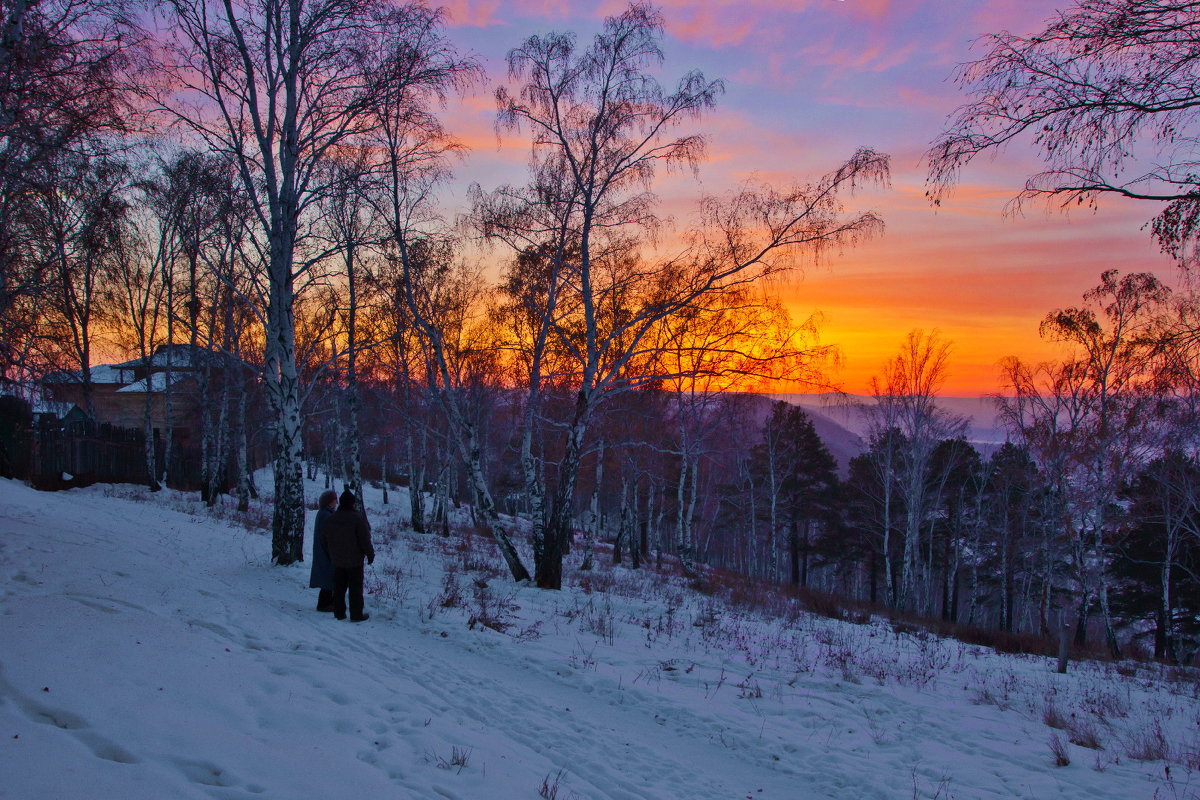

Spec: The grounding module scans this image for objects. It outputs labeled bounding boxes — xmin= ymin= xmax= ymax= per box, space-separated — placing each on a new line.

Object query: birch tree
xmin=362 ymin=10 xmax=538 ymax=578
xmin=148 ymin=150 xmax=254 ymax=492
xmin=1000 ymin=271 xmax=1168 ymax=654
xmin=650 ymin=286 xmax=832 ymax=578
xmin=1118 ymin=453 xmax=1200 ymax=661
xmin=156 ymin=0 xmax=468 ymax=563
xmin=384 ymin=235 xmax=532 ymax=580
xmin=110 ymin=182 xmax=169 ymax=490
xmin=0 ymin=0 xmax=140 ymax=380
xmin=863 ymin=331 xmax=966 ymax=610
xmin=749 ymin=403 xmax=838 ymax=588
xmin=983 ymin=442 xmax=1040 ymax=631
xmin=35 ymin=151 xmax=128 ymax=420
xmin=491 ymin=2 xmax=888 ymax=589
xmin=322 ymin=161 xmax=382 ymax=501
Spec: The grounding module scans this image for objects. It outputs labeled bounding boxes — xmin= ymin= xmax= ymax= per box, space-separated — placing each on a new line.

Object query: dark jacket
xmin=322 ymin=508 xmax=374 ymax=569
xmin=308 ymin=505 xmax=335 ymax=590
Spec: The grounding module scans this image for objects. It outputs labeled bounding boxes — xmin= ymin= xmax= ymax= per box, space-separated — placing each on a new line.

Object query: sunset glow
xmin=443 ymin=0 xmax=1177 ymax=395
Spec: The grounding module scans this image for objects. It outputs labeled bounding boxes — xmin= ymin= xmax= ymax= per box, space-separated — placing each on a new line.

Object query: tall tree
xmin=491 ymin=2 xmax=887 ymax=589
xmin=491 ymin=242 xmax=573 ymax=576
xmin=148 ymin=149 xmax=256 ymax=493
xmin=156 ymin=0 xmax=469 ymax=563
xmin=864 ymin=330 xmax=966 ymax=610
xmin=322 ymin=160 xmax=381 ymax=502
xmin=652 ymin=288 xmax=831 ymax=577
xmin=750 ymin=402 xmax=838 ymax=587
xmin=984 ymin=442 xmax=1041 ymax=632
xmin=1115 ymin=453 xmax=1200 ymax=662
xmin=34 ymin=151 xmax=129 ymax=419
xmin=0 ymin=0 xmax=141 ymax=380
xmin=110 ymin=179 xmax=170 ymax=490
xmin=1000 ymin=271 xmax=1168 ymax=654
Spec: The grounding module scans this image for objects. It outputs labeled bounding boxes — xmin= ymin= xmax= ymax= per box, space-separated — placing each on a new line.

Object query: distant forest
xmin=3 ymin=0 xmax=1200 ymax=663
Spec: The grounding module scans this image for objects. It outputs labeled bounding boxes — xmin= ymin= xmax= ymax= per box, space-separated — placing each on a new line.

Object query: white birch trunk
xmin=234 ymin=372 xmax=250 ymax=513
xmin=407 ymin=433 xmax=426 ymax=533
xmin=581 ymin=439 xmax=604 ymax=571
xmin=675 ymin=446 xmax=692 ymax=575
xmin=344 ymin=243 xmax=363 ymax=501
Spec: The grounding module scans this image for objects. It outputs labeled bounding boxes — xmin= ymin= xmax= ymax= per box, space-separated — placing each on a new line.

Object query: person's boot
xmin=349 ymin=613 xmax=370 ymax=623
xmin=316 ymin=589 xmax=335 ymax=612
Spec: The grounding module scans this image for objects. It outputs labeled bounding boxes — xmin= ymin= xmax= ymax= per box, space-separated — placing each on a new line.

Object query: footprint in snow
xmin=170 ymin=757 xmax=239 ymax=787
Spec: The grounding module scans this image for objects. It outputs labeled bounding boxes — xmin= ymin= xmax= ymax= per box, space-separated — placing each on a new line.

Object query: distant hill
xmin=778 ymin=394 xmax=1009 ymax=460
xmin=728 ymin=394 xmax=863 ymax=475
xmin=792 ymin=404 xmax=863 ymax=475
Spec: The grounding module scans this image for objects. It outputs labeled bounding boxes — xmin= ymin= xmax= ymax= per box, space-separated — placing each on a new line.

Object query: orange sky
xmin=440 ymin=1 xmax=1178 ymax=396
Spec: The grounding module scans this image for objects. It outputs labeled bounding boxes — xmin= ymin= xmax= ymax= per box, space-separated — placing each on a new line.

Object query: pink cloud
xmin=441 ymin=0 xmax=504 ymax=28
xmin=967 ymin=1 xmax=1056 ymax=39
xmin=894 ymin=85 xmax=950 ymax=113
xmin=442 ymin=0 xmax=593 ymax=29
xmin=670 ymin=8 xmax=757 ymax=47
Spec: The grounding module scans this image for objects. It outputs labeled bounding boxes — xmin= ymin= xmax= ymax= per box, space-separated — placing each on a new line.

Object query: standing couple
xmin=309 ymin=488 xmax=374 ymax=622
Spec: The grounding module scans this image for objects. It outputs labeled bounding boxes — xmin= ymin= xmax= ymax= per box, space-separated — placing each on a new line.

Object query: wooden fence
xmin=30 ymin=420 xmax=205 ymax=491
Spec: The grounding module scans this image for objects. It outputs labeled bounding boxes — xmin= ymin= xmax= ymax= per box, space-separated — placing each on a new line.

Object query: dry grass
xmin=1123 ymin=720 xmax=1170 ymax=762
xmin=466 ymin=580 xmax=520 ymax=634
xmin=1049 ymin=733 xmax=1071 ymax=767
xmin=1067 ymin=718 xmax=1104 ymax=750
xmin=1043 ymin=701 xmax=1069 ymax=730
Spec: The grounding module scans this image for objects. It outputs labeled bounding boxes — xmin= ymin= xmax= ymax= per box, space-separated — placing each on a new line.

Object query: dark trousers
xmin=316 ymin=589 xmax=334 ymax=611
xmin=332 ymin=565 xmax=365 ymax=620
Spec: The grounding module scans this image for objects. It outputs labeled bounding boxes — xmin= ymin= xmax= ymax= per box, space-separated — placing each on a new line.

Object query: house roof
xmin=43 ymin=364 xmax=128 ymax=385
xmin=109 ymin=344 xmax=218 ymax=371
xmin=32 ymin=400 xmax=80 ymax=418
xmin=45 ymin=344 xmax=247 ymax=394
xmin=117 ymin=373 xmax=187 ymax=393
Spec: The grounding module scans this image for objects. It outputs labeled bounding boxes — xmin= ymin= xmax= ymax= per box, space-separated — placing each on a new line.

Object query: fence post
xmin=1057 ymin=618 xmax=1071 ymax=674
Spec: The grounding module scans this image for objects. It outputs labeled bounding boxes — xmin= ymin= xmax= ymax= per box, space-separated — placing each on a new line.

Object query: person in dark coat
xmin=321 ymin=489 xmax=375 ymax=622
xmin=308 ymin=489 xmax=338 ymax=612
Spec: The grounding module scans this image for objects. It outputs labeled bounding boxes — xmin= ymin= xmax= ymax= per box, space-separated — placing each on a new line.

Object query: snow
xmin=109 ymin=345 xmax=211 ymax=372
xmin=0 ymin=477 xmax=1195 ymax=799
xmin=30 ymin=400 xmax=77 ymax=419
xmin=42 ymin=365 xmax=127 ymax=385
xmin=115 ymin=373 xmax=183 ymax=393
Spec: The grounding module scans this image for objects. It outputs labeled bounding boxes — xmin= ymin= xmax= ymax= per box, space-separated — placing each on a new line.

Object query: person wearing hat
xmin=308 ymin=489 xmax=339 ymax=612
xmin=320 ymin=489 xmax=375 ymax=622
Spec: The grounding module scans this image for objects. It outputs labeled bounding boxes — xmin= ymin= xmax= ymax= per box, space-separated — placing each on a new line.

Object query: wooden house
xmin=40 ymin=344 xmax=245 ymax=443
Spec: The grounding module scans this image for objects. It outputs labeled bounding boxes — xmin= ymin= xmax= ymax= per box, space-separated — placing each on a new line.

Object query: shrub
xmin=466 ymin=581 xmax=519 ymax=634
xmin=1124 ymin=720 xmax=1170 ymax=762
xmin=1068 ymin=719 xmax=1103 ymax=750
xmin=1043 ymin=701 xmax=1069 ymax=730
xmin=540 ymin=769 xmax=582 ymax=800
xmin=1050 ymin=733 xmax=1071 ymax=767
xmin=580 ymin=598 xmax=616 ymax=645
xmin=436 ymin=566 xmax=463 ymax=609
xmin=736 ymin=674 xmax=764 ymax=700
xmin=1081 ymin=681 xmax=1131 ymax=720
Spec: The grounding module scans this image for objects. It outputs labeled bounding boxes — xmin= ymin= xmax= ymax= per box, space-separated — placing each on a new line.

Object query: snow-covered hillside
xmin=0 ymin=478 xmax=1195 ymax=799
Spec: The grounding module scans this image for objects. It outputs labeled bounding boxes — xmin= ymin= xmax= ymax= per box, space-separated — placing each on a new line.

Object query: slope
xmin=0 ymin=478 xmax=1191 ymax=799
